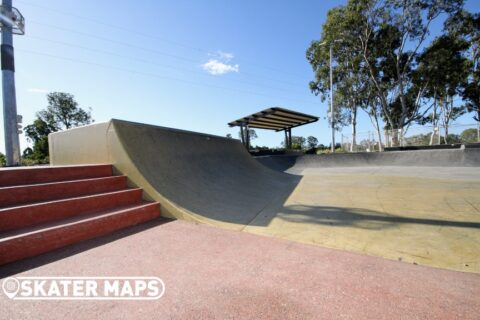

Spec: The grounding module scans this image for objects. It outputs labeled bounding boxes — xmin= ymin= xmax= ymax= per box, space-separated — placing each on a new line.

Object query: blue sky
xmin=1 ymin=0 xmax=479 ymax=153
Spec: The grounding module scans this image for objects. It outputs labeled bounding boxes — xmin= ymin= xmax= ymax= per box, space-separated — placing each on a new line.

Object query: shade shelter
xmin=228 ymin=107 xmax=319 ymax=149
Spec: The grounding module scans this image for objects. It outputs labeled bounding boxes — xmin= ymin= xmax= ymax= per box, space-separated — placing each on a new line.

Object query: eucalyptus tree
xmin=307 ymin=6 xmax=370 ymax=151
xmin=342 ymin=0 xmax=463 ymax=144
xmin=446 ymin=10 xmax=480 ymax=140
xmin=308 ymin=0 xmax=464 ymax=146
xmin=424 ymin=35 xmax=469 ymax=143
xmin=415 ymin=34 xmax=470 ymax=143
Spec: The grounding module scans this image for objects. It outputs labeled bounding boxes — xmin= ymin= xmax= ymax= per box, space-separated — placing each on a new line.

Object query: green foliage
xmin=24 ymin=92 xmax=93 ymax=163
xmin=291 ymin=136 xmax=306 ymax=150
xmin=39 ymin=92 xmax=93 ymax=130
xmin=0 ymin=152 xmax=6 ymax=167
xmin=403 ymin=131 xmax=476 ymax=146
xmin=446 ymin=11 xmax=480 ymax=123
xmin=404 ymin=134 xmax=431 ymax=146
xmin=416 ymin=33 xmax=470 ymax=139
xmin=306 ymin=136 xmax=319 ymax=149
xmin=307 ymin=5 xmax=371 ymax=132
xmin=307 ymin=0 xmax=466 ymax=143
xmin=417 ymin=35 xmax=470 ymax=97
xmin=24 ymin=118 xmax=55 ymax=162
xmin=316 ymin=143 xmax=344 ymax=154
xmin=463 ymin=79 xmax=480 ymax=121
xmin=460 ymin=128 xmax=479 ymax=143
xmin=442 ymin=134 xmax=462 ymax=144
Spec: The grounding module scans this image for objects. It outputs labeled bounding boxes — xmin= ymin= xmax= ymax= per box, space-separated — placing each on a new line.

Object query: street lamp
xmin=0 ymin=0 xmax=25 ymax=166
xmin=319 ymin=39 xmax=343 ymax=153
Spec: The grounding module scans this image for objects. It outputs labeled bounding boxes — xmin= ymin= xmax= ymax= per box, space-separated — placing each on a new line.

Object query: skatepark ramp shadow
xmin=49 ymin=120 xmax=301 ymax=230
xmin=274 ymin=205 xmax=480 ymax=230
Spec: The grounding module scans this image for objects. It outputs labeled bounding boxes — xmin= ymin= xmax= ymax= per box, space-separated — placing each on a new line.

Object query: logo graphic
xmin=2 ymin=277 xmax=20 ymax=299
xmin=1 ymin=277 xmax=165 ymax=300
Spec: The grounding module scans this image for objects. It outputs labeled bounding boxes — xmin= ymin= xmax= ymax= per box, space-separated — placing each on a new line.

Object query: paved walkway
xmin=1 ymin=219 xmax=479 ymax=319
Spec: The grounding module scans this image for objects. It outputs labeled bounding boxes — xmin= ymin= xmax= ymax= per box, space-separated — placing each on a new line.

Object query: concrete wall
xmin=256 ymin=148 xmax=480 ymax=173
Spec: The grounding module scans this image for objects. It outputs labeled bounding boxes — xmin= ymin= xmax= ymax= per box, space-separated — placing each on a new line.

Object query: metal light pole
xmin=329 ymin=44 xmax=335 ymax=152
xmin=319 ymin=40 xmax=342 ymax=153
xmin=0 ymin=0 xmax=23 ymax=166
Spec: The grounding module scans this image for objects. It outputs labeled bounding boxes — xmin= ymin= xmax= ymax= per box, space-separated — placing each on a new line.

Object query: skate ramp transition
xmin=49 ymin=119 xmax=300 ymax=230
xmin=50 ymin=119 xmax=480 ymax=231
xmin=256 ymin=148 xmax=480 ymax=174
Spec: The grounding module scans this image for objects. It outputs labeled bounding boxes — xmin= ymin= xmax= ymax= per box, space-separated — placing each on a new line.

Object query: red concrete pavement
xmin=1 ymin=219 xmax=479 ymax=319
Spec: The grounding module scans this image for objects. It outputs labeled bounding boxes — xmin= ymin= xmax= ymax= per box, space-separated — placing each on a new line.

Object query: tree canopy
xmin=24 ymin=92 xmax=93 ymax=162
xmin=307 ymin=0 xmax=476 ymax=147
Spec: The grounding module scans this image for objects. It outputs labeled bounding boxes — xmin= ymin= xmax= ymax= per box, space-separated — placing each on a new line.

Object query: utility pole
xmin=319 ymin=40 xmax=342 ymax=153
xmin=329 ymin=44 xmax=335 ymax=153
xmin=1 ymin=0 xmax=24 ymax=166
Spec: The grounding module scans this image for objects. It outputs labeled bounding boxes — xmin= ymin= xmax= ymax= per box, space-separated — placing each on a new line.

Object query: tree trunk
xmin=366 ymin=104 xmax=383 ymax=152
xmin=391 ymin=129 xmax=400 ymax=147
xmin=363 ymin=53 xmax=396 ymax=133
xmin=396 ymin=62 xmax=408 ymax=132
xmin=376 ymin=125 xmax=383 ymax=151
xmin=477 ymin=121 xmax=480 ymax=142
xmin=429 ymin=92 xmax=437 ymax=145
xmin=443 ymin=96 xmax=450 ymax=145
xmin=350 ymin=106 xmax=357 ymax=152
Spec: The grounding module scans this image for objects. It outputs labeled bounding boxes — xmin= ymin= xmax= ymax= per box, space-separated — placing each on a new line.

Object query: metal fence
xmin=341 ymin=123 xmax=480 ymax=152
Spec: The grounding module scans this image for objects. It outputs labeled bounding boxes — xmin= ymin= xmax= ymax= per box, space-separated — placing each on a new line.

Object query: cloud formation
xmin=202 ymin=51 xmax=239 ymax=75
xmin=202 ymin=60 xmax=239 ymax=75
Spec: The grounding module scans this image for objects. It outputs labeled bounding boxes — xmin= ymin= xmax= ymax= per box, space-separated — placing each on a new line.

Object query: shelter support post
xmin=240 ymin=125 xmax=245 ymax=145
xmin=288 ymin=128 xmax=292 ymax=149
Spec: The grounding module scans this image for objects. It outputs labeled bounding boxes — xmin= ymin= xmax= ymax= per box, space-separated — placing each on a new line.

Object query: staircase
xmin=0 ymin=164 xmax=161 ymax=265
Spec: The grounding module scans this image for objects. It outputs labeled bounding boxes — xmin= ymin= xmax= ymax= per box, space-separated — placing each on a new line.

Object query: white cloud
xmin=202 ymin=59 xmax=239 ymax=75
xmin=27 ymin=88 xmax=49 ymax=93
xmin=202 ymin=51 xmax=239 ymax=75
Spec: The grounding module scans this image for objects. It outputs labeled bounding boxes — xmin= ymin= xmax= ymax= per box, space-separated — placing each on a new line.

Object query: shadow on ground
xmin=276 ymin=205 xmax=480 ymax=230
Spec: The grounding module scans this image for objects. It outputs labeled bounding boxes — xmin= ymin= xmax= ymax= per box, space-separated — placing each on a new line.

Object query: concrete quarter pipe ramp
xmin=50 ymin=120 xmax=299 ymax=230
xmin=50 ymin=120 xmax=480 ymax=272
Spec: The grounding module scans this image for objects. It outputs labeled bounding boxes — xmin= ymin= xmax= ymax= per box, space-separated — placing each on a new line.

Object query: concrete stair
xmin=0 ymin=165 xmax=161 ymax=265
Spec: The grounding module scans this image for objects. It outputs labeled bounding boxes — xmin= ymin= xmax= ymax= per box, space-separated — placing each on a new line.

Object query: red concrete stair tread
xmin=0 ymin=202 xmax=161 ymax=265
xmin=0 ymin=176 xmax=128 ymax=208
xmin=0 ymin=188 xmax=144 ymax=232
xmin=0 ymin=164 xmax=113 ymax=187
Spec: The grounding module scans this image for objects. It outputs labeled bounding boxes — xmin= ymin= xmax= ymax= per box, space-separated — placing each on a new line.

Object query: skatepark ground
xmin=245 ymin=164 xmax=480 ymax=273
xmin=1 ymin=219 xmax=479 ymax=319
xmin=1 ymin=119 xmax=479 ymax=318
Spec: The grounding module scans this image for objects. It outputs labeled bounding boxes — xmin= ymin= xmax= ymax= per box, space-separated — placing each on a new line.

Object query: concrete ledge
xmin=257 ymin=148 xmax=480 ymax=172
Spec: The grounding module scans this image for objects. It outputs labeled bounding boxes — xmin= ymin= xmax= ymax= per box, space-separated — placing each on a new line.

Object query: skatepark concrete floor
xmin=245 ymin=166 xmax=480 ymax=273
xmin=1 ymin=219 xmax=479 ymax=319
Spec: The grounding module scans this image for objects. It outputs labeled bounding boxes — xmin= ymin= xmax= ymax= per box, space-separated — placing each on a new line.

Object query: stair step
xmin=0 ymin=188 xmax=144 ymax=232
xmin=0 ymin=176 xmax=127 ymax=208
xmin=0 ymin=202 xmax=161 ymax=265
xmin=0 ymin=164 xmax=113 ymax=187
